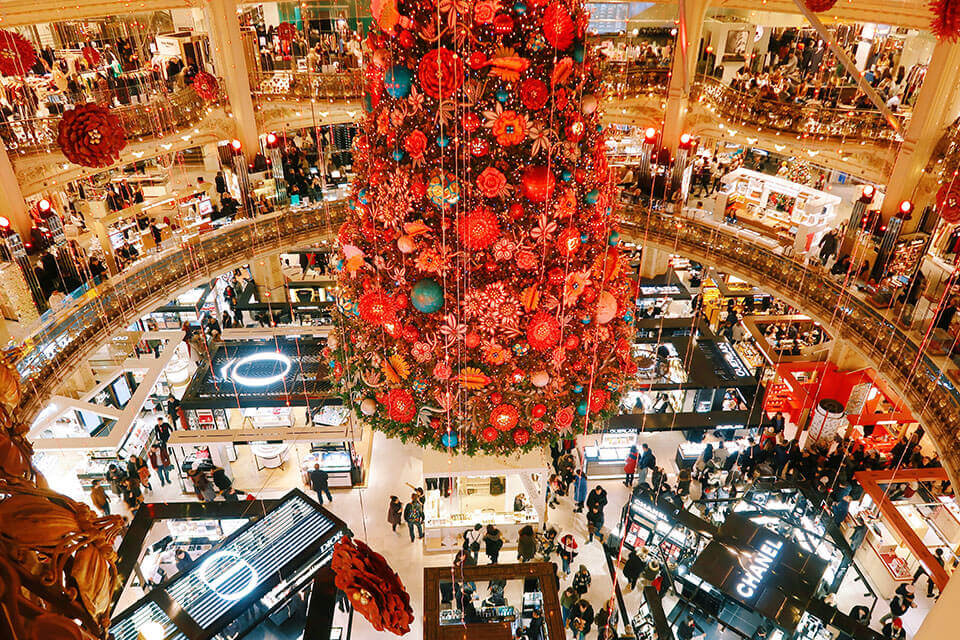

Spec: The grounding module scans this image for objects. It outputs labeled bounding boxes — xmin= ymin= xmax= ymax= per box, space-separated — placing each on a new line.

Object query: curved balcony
xmin=692 ymin=75 xmax=907 ymax=143
xmin=10 ymin=203 xmax=960 ymax=488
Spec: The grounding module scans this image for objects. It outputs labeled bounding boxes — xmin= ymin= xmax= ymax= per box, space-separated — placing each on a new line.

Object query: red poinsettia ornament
xmin=931 ymin=0 xmax=960 ymax=40
xmin=804 ymin=0 xmax=837 ymax=11
xmin=56 ymin=103 xmax=127 ymax=168
xmin=276 ymin=22 xmax=298 ymax=42
xmin=0 ymin=30 xmax=36 ymax=76
xmin=191 ymin=71 xmax=220 ymax=102
xmin=332 ymin=537 xmax=414 ymax=636
xmin=937 ymin=181 xmax=960 ymax=224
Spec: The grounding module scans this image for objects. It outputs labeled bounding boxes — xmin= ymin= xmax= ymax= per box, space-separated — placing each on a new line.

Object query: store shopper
xmin=484 ymin=525 xmax=504 ymax=563
xmin=623 ymin=445 xmax=639 ymax=486
xmin=623 ymin=549 xmax=645 ymax=591
xmin=403 ymin=493 xmax=424 ymax=541
xmin=106 ymin=463 xmax=126 ymax=497
xmin=560 ymin=587 xmax=578 ymax=626
xmin=309 ymin=463 xmax=333 ymax=505
xmin=518 ymin=525 xmax=537 ymax=562
xmin=585 ymin=485 xmax=608 ymax=516
xmin=165 ymin=394 xmax=181 ymax=431
xmin=637 ymin=443 xmax=655 ymax=485
xmin=537 ymin=527 xmax=557 ymax=562
xmin=881 ymin=618 xmax=906 ymax=640
xmin=557 ymin=532 xmax=578 ymax=576
xmin=155 ymin=416 xmax=172 ymax=447
xmin=148 ymin=444 xmax=171 ymax=487
xmin=880 ymin=584 xmax=916 ymax=625
xmin=572 ymin=469 xmax=588 ymax=512
xmin=572 ymin=565 xmax=592 ymax=596
xmin=387 ymin=496 xmax=403 ymax=533
xmin=568 ymin=599 xmax=594 ymax=640
xmin=90 ymin=479 xmax=110 ymax=516
xmin=464 ymin=523 xmax=483 ymax=562
xmin=128 ymin=454 xmax=152 ymax=491
xmin=677 ymin=616 xmax=704 ymax=640
xmin=586 ymin=504 xmax=605 ymax=543
xmin=911 ymin=548 xmax=945 ymax=597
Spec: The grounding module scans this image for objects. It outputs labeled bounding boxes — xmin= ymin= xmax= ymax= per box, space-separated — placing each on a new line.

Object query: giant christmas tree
xmin=328 ymin=0 xmax=638 ymax=454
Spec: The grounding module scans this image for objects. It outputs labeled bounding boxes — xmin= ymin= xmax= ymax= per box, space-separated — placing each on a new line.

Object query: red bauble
xmin=418 ymin=47 xmax=464 ymax=99
xmin=358 ymin=289 xmax=396 ymax=325
xmin=564 ymin=335 xmax=580 ymax=350
xmin=470 ymin=138 xmax=489 ymax=157
xmin=481 ymin=426 xmax=499 ymax=442
xmin=527 ymin=312 xmax=561 ymax=351
xmin=56 ymin=103 xmax=127 ymax=168
xmin=542 ymin=2 xmax=575 ymax=50
xmin=547 ymin=267 xmax=566 ymax=286
xmin=462 ymin=112 xmax=481 ymax=132
xmin=191 ymin=71 xmax=220 ymax=102
xmin=555 ymin=227 xmax=581 ymax=256
xmin=521 ymin=166 xmax=557 ymax=202
xmin=509 ymin=203 xmax=525 ymax=220
xmin=490 ymin=392 xmax=503 ymax=405
xmin=512 ymin=428 xmax=530 ymax=445
xmin=465 ymin=332 xmax=481 ymax=349
xmin=469 ymin=52 xmax=488 ymax=69
xmin=532 ymin=404 xmax=547 ymax=418
xmin=277 ymin=22 xmax=298 ymax=42
xmin=386 ymin=389 xmax=417 ymax=423
xmin=0 ymin=30 xmax=36 ymax=76
xmin=931 ymin=0 xmax=960 ymax=40
xmin=565 ymin=119 xmax=586 ymax=142
xmin=401 ymin=325 xmax=419 ymax=342
xmin=491 ymin=404 xmax=520 ymax=430
xmin=493 ymin=13 xmax=515 ymax=34
xmin=458 ymin=208 xmax=501 ymax=250
xmin=805 ymin=0 xmax=837 ymax=11
xmin=398 ymin=30 xmax=415 ymax=48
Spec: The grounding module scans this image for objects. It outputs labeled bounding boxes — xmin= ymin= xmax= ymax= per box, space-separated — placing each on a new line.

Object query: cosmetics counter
xmin=109 ymin=491 xmax=349 ymax=640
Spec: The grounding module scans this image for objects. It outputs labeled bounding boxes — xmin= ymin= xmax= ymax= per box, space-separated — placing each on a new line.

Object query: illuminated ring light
xmin=224 ymin=352 xmax=292 ymax=387
xmin=197 ymin=550 xmax=259 ymax=601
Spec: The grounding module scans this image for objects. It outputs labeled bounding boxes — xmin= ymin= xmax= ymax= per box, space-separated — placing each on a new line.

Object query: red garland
xmin=931 ymin=0 xmax=960 ymax=40
xmin=191 ymin=71 xmax=219 ymax=102
xmin=277 ymin=22 xmax=298 ymax=42
xmin=804 ymin=0 xmax=838 ymax=11
xmin=56 ymin=103 xmax=127 ymax=168
xmin=0 ymin=30 xmax=36 ymax=76
xmin=331 ymin=537 xmax=414 ymax=636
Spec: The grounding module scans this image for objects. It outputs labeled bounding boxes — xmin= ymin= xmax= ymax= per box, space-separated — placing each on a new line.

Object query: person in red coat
xmin=624 ymin=445 xmax=639 ymax=486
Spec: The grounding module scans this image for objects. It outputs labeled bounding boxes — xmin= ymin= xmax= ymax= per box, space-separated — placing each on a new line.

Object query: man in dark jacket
xmin=309 ymin=463 xmax=332 ymax=504
xmin=637 ymin=443 xmax=656 ymax=485
xmin=586 ymin=485 xmax=607 ymax=514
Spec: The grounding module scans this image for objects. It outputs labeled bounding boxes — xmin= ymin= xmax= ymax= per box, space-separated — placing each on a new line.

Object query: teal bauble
xmin=384 ymin=66 xmax=413 ymax=98
xmin=571 ymin=43 xmax=585 ymax=63
xmin=577 ymin=402 xmax=588 ymax=416
xmin=441 ymin=432 xmax=458 ymax=448
xmin=584 ymin=189 xmax=600 ymax=204
xmin=411 ymin=278 xmax=444 ymax=313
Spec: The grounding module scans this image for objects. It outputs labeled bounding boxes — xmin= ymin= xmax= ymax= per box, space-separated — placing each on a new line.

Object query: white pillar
xmin=882 ymin=40 xmax=960 ymax=222
xmin=913 ymin=572 xmax=960 ymax=640
xmin=204 ymin=0 xmax=259 ymax=159
xmin=662 ymin=0 xmax=711 ymax=155
xmin=0 ymin=145 xmax=31 ymax=238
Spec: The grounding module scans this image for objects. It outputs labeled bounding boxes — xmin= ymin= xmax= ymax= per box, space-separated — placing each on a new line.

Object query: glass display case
xmin=300 ymin=441 xmax=360 ymax=487
xmin=675 ymin=438 xmax=747 ymax=469
xmin=582 ymin=428 xmax=637 ymax=479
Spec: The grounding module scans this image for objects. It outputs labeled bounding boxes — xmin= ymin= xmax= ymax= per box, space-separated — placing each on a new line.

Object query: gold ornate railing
xmin=10 ymin=202 xmax=960 ymax=486
xmin=600 ymin=63 xmax=670 ymax=97
xmin=0 ymin=84 xmax=224 ymax=157
xmin=692 ymin=75 xmax=908 ymax=142
xmin=253 ymin=69 xmax=364 ymax=101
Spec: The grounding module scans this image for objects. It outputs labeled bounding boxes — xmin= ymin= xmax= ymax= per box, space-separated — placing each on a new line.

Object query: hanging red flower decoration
xmin=0 ymin=30 xmax=36 ymax=76
xmin=542 ymin=2 xmax=575 ymax=50
xmin=527 ymin=312 xmax=561 ymax=352
xmin=332 ymin=537 xmax=414 ymax=636
xmin=937 ymin=181 xmax=960 ymax=224
xmin=491 ymin=404 xmax=520 ymax=431
xmin=56 ymin=103 xmax=127 ymax=168
xmin=804 ymin=0 xmax=837 ymax=11
xmin=191 ymin=71 xmax=220 ymax=102
xmin=277 ymin=22 xmax=298 ymax=42
xmin=481 ymin=426 xmax=499 ymax=442
xmin=81 ymin=45 xmax=101 ymax=67
xmin=458 ymin=207 xmax=501 ymax=250
xmin=931 ymin=0 xmax=960 ymax=40
xmin=513 ymin=428 xmax=530 ymax=445
xmin=358 ymin=289 xmax=396 ymax=325
xmin=520 ymin=78 xmax=550 ymax=111
xmin=386 ymin=388 xmax=417 ymax=423
xmin=418 ymin=47 xmax=464 ymax=99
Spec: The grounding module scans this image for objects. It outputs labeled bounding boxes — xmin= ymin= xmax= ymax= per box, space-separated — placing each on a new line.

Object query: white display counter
xmin=251 ymin=442 xmax=289 ymax=469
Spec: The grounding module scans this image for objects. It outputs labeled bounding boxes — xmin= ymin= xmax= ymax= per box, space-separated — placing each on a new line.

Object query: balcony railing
xmin=253 ymin=70 xmax=364 ymax=101
xmin=692 ymin=75 xmax=907 ymax=142
xmin=10 ymin=202 xmax=960 ymax=484
xmin=600 ymin=62 xmax=671 ymax=97
xmin=0 ymin=83 xmax=224 ymax=157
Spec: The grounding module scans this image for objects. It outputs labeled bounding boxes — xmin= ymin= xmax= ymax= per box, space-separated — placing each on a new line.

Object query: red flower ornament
xmin=418 ymin=47 xmax=464 ymax=99
xmin=191 ymin=71 xmax=220 ymax=102
xmin=458 ymin=207 xmax=501 ymax=250
xmin=386 ymin=388 xmax=417 ymax=423
xmin=0 ymin=30 xmax=36 ymax=76
xmin=931 ymin=0 xmax=960 ymax=40
xmin=477 ymin=167 xmax=508 ymax=198
xmin=56 ymin=103 xmax=127 ymax=168
xmin=542 ymin=2 xmax=575 ymax=50
xmin=527 ymin=312 xmax=561 ymax=351
xmin=332 ymin=537 xmax=414 ymax=636
xmin=277 ymin=22 xmax=298 ymax=42
xmin=521 ymin=78 xmax=550 ymax=110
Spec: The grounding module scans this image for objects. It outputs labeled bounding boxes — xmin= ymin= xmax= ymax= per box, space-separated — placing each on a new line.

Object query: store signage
xmin=734 ymin=539 xmax=783 ymax=599
xmin=198 ymin=551 xmax=259 ymax=601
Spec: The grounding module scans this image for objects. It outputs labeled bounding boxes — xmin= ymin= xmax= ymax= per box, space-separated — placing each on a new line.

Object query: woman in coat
xmin=557 ymin=533 xmax=579 ymax=576
xmin=572 ymin=470 xmax=588 ymax=512
xmin=572 ymin=565 xmax=592 ymax=596
xmin=387 ymin=496 xmax=403 ymax=532
xmin=517 ymin=525 xmax=537 ymax=562
xmin=623 ymin=445 xmax=639 ymax=486
xmin=484 ymin=525 xmax=504 ymax=563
